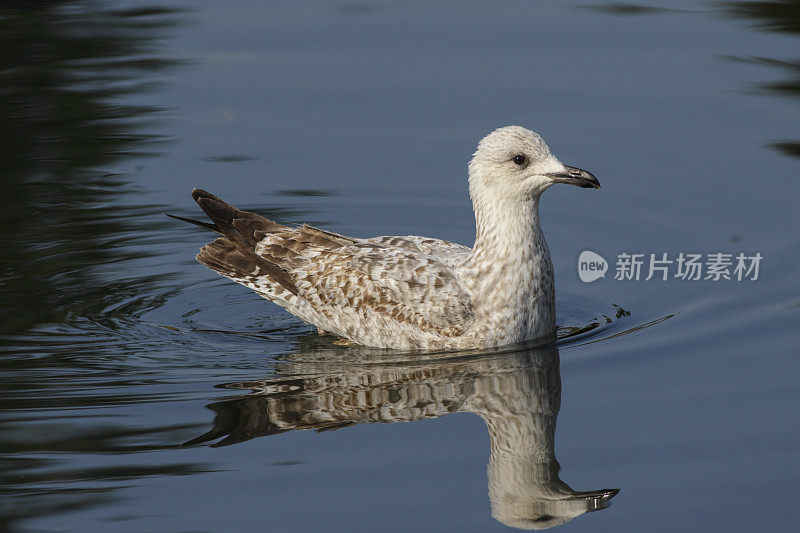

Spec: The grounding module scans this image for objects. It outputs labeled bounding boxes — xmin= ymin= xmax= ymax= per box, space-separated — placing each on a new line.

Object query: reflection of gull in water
xmin=171 ymin=126 xmax=599 ymax=350
xmin=188 ymin=345 xmax=619 ymax=529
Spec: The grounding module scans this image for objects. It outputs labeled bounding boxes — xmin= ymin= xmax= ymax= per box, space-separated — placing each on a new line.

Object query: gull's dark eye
xmin=513 ymin=154 xmax=527 ymax=166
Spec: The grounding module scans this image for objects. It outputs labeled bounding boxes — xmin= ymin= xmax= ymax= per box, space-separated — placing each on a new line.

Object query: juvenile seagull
xmin=172 ymin=126 xmax=599 ymax=350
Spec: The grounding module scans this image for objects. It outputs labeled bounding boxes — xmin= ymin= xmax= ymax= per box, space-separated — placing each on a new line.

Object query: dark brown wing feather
xmin=185 ymin=188 xmax=299 ymax=295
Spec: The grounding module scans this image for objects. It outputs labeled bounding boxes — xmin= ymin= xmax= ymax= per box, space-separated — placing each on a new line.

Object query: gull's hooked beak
xmin=547 ymin=166 xmax=600 ymax=189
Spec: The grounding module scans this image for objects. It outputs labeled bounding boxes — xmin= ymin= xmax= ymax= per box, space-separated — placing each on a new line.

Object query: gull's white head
xmin=468 ymin=126 xmax=599 ymax=202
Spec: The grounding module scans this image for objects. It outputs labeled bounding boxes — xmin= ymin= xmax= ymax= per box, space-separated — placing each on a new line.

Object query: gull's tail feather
xmin=169 ymin=189 xmax=299 ymax=296
xmin=190 ymin=188 xmax=284 ymax=246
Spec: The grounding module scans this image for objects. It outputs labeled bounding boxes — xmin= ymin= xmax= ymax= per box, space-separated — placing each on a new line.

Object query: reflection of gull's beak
xmin=570 ymin=487 xmax=620 ymax=505
xmin=547 ymin=166 xmax=601 ymax=189
xmin=489 ymin=457 xmax=621 ymax=531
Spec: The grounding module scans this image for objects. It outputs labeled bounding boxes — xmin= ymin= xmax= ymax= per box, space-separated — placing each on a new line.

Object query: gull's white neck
xmin=461 ymin=189 xmax=556 ymax=346
xmin=471 ymin=192 xmax=544 ymax=260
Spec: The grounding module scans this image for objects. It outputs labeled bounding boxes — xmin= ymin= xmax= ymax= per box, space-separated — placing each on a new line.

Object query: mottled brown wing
xmin=256 ymin=232 xmax=474 ymax=335
xmin=179 ymin=189 xmax=473 ymax=336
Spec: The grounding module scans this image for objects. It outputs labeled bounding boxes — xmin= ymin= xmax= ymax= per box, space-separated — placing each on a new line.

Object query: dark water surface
xmin=1 ymin=1 xmax=798 ymax=531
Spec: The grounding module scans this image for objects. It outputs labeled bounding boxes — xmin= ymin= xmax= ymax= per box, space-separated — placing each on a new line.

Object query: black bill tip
xmin=547 ymin=166 xmax=600 ymax=189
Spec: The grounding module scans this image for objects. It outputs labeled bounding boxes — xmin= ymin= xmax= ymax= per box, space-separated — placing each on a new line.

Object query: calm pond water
xmin=1 ymin=1 xmax=799 ymax=531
